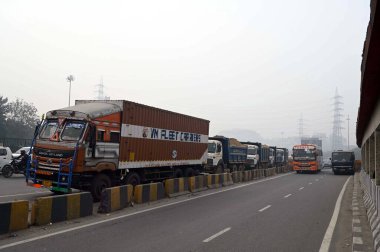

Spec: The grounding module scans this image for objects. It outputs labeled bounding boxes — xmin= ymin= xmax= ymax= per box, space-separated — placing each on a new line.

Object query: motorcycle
xmin=2 ymin=158 xmax=26 ymax=178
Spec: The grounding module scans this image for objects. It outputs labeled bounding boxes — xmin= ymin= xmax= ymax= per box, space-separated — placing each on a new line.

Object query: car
xmin=323 ymin=158 xmax=331 ymax=168
xmin=12 ymin=147 xmax=32 ymax=158
xmin=0 ymin=146 xmax=13 ymax=172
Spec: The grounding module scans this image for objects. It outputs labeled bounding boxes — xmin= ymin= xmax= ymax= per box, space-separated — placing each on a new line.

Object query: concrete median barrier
xmin=220 ymin=173 xmax=233 ymax=186
xmin=98 ymin=185 xmax=133 ymax=213
xmin=207 ymin=174 xmax=222 ymax=189
xmin=134 ymin=182 xmax=165 ymax=204
xmin=0 ymin=200 xmax=29 ymax=235
xmin=189 ymin=175 xmax=208 ymax=193
xmin=33 ymin=192 xmax=93 ymax=226
xmin=231 ymin=171 xmax=243 ymax=183
xmin=243 ymin=170 xmax=253 ymax=182
xmin=164 ymin=177 xmax=190 ymax=197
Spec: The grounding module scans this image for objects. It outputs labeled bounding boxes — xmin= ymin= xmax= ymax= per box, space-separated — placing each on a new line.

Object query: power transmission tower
xmin=332 ymin=88 xmax=344 ymax=150
xmin=95 ymin=77 xmax=104 ymax=100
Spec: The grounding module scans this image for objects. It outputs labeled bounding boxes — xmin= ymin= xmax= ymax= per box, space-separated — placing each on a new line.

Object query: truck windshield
xmin=293 ymin=149 xmax=315 ymax=161
xmin=247 ymin=148 xmax=257 ymax=155
xmin=61 ymin=121 xmax=86 ymax=141
xmin=332 ymin=152 xmax=354 ymax=162
xmin=208 ymin=143 xmax=216 ymax=153
xmin=39 ymin=120 xmax=58 ymax=139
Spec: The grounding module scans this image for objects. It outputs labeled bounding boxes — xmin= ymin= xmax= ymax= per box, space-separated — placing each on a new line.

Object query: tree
xmin=0 ymin=96 xmax=9 ymax=139
xmin=6 ymin=98 xmax=39 ymax=139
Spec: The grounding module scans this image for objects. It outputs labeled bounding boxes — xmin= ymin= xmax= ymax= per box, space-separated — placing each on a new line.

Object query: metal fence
xmin=0 ymin=138 xmax=32 ymax=152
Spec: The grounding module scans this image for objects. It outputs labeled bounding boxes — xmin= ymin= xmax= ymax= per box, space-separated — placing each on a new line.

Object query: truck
xmin=275 ymin=148 xmax=288 ymax=167
xmin=240 ymin=142 xmax=270 ymax=169
xmin=292 ymin=144 xmax=322 ymax=173
xmin=269 ymin=146 xmax=276 ymax=168
xmin=26 ymin=100 xmax=209 ymax=200
xmin=331 ymin=150 xmax=355 ymax=175
xmin=207 ymin=136 xmax=247 ymax=173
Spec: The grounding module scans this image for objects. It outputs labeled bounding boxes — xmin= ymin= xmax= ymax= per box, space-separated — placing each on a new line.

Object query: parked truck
xmin=26 ymin=100 xmax=209 ymax=200
xmin=207 ymin=136 xmax=247 ymax=173
xmin=240 ymin=142 xmax=270 ymax=169
xmin=331 ymin=150 xmax=355 ymax=175
xmin=275 ymin=148 xmax=289 ymax=167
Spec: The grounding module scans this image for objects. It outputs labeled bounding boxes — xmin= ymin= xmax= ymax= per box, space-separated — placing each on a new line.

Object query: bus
xmin=292 ymin=144 xmax=323 ymax=173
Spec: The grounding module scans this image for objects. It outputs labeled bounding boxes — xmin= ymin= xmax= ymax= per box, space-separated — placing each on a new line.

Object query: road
xmin=0 ymin=169 xmax=351 ymax=252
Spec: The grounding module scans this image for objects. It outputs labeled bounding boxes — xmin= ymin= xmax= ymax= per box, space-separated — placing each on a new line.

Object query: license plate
xmin=42 ymin=180 xmax=52 ymax=188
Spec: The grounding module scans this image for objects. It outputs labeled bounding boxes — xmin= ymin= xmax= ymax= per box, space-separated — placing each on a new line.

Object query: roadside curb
xmin=357 ymin=171 xmax=377 ymax=251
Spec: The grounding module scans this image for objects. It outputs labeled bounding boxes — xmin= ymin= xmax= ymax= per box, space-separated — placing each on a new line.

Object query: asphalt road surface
xmin=0 ymin=170 xmax=351 ymax=252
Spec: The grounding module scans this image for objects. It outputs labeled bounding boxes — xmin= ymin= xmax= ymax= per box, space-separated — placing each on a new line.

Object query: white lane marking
xmin=259 ymin=205 xmax=271 ymax=212
xmin=0 ymin=172 xmax=293 ymax=250
xmin=353 ymin=218 xmax=360 ymax=224
xmin=352 ymin=207 xmax=359 ymax=211
xmin=284 ymin=194 xmax=292 ymax=198
xmin=353 ymin=227 xmax=362 ymax=233
xmin=319 ymin=176 xmax=351 ymax=252
xmin=315 ymin=179 xmax=319 ymax=182
xmin=353 ymin=237 xmax=363 ymax=244
xmin=203 ymin=227 xmax=231 ymax=243
xmin=299 ymin=187 xmax=304 ymax=191
xmin=0 ymin=191 xmax=48 ymax=198
xmin=308 ymin=182 xmax=313 ymax=185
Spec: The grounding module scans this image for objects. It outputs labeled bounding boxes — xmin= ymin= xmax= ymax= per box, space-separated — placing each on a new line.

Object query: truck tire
xmin=2 ymin=165 xmax=13 ymax=178
xmin=215 ymin=165 xmax=223 ymax=174
xmin=185 ymin=168 xmax=195 ymax=177
xmin=125 ymin=172 xmax=141 ymax=186
xmin=91 ymin=174 xmax=111 ymax=202
xmin=174 ymin=169 xmax=183 ymax=178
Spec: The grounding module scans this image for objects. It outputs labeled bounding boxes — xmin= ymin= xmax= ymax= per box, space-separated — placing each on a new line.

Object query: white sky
xmin=0 ymin=0 xmax=370 ymax=140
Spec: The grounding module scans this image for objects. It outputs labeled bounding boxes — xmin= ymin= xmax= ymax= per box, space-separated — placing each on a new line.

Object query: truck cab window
xmin=110 ymin=131 xmax=120 ymax=143
xmin=40 ymin=120 xmax=58 ymax=139
xmin=97 ymin=130 xmax=105 ymax=142
xmin=61 ymin=121 xmax=86 ymax=141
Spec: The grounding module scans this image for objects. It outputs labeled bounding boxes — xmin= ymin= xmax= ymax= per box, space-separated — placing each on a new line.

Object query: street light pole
xmin=66 ymin=75 xmax=75 ymax=106
xmin=347 ymin=114 xmax=350 ymax=150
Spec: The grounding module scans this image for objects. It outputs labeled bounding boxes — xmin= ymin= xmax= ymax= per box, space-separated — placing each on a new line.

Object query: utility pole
xmin=347 ymin=114 xmax=350 ymax=150
xmin=66 ymin=75 xmax=75 ymax=106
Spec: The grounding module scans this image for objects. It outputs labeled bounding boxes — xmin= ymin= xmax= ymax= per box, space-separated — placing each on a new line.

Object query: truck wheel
xmin=185 ymin=168 xmax=195 ymax=177
xmin=2 ymin=165 xmax=13 ymax=178
xmin=174 ymin=169 xmax=183 ymax=178
xmin=215 ymin=165 xmax=223 ymax=174
xmin=125 ymin=172 xmax=141 ymax=186
xmin=91 ymin=174 xmax=111 ymax=202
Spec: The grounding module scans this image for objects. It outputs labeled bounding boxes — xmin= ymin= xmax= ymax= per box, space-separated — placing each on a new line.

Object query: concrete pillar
xmin=370 ymin=134 xmax=376 ymax=179
xmin=376 ymin=130 xmax=380 ymax=185
xmin=362 ymin=143 xmax=366 ymax=173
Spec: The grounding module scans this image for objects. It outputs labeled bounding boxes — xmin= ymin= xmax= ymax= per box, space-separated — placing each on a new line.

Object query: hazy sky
xmin=0 ymin=0 xmax=370 ymax=140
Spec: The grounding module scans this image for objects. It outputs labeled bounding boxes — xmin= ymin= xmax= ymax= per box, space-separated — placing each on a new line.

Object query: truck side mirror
xmin=217 ymin=144 xmax=222 ymax=153
xmin=329 ymin=157 xmax=331 ymax=160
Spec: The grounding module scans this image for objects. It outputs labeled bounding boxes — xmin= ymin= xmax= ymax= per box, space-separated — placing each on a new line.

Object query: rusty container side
xmin=120 ymin=101 xmax=209 ymax=163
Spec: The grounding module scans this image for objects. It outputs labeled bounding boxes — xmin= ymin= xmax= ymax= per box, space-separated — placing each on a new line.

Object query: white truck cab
xmin=246 ymin=145 xmax=259 ymax=168
xmin=207 ymin=140 xmax=223 ymax=172
xmin=0 ymin=147 xmax=13 ymax=172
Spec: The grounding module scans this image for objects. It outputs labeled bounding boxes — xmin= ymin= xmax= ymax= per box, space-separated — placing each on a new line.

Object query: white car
xmin=12 ymin=147 xmax=32 ymax=158
xmin=0 ymin=147 xmax=13 ymax=172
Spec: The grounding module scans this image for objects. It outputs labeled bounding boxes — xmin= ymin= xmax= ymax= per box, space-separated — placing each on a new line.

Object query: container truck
xmin=207 ymin=136 xmax=247 ymax=173
xmin=26 ymin=100 xmax=209 ymax=200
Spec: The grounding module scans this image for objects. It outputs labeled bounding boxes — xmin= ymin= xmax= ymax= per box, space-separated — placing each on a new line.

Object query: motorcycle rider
xmin=16 ymin=149 xmax=29 ymax=172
